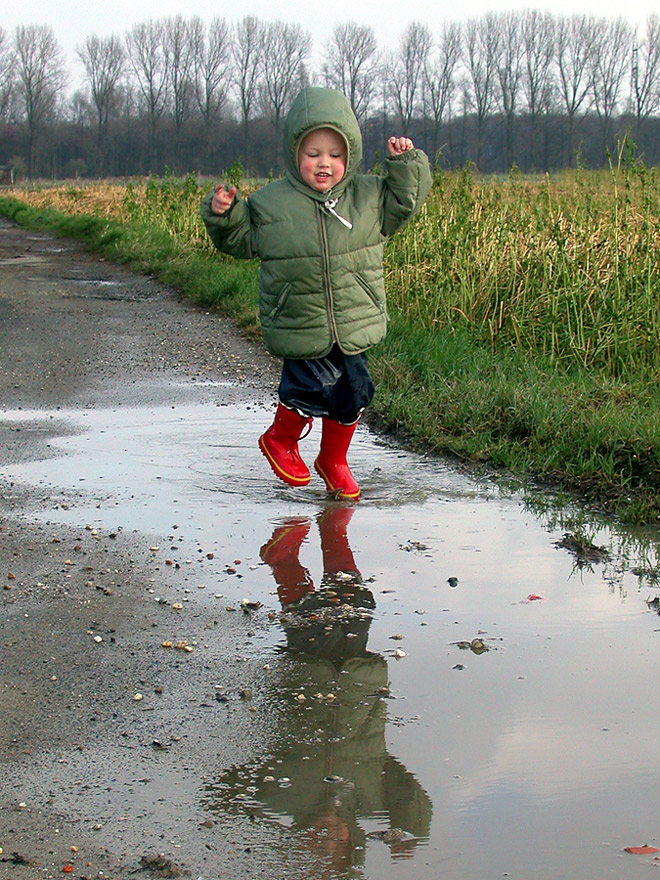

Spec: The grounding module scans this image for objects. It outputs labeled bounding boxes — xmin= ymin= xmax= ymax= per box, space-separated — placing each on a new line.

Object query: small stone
xmin=133 ymin=693 xmax=143 ymax=702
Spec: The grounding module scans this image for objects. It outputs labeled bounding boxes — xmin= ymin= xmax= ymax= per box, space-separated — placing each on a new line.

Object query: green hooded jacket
xmin=200 ymin=87 xmax=432 ymax=359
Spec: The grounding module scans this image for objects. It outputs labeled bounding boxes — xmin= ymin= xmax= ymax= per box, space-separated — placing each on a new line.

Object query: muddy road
xmin=2 ymin=217 xmax=660 ymax=880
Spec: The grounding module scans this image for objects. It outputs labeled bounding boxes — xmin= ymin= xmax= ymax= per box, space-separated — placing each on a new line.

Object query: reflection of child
xmin=260 ymin=507 xmax=374 ymax=658
xmin=201 ymin=86 xmax=432 ymax=499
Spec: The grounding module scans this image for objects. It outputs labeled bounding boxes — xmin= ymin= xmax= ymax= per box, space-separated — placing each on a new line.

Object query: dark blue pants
xmin=278 ymin=345 xmax=374 ymax=425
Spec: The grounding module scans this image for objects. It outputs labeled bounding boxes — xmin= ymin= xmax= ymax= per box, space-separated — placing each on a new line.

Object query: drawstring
xmin=323 ymin=199 xmax=352 ymax=230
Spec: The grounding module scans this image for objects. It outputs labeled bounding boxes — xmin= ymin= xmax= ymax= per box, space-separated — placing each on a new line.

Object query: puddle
xmin=3 ymin=400 xmax=660 ymax=878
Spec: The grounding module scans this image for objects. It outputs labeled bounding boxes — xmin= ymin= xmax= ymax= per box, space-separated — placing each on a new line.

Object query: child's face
xmin=298 ymin=128 xmax=347 ymax=192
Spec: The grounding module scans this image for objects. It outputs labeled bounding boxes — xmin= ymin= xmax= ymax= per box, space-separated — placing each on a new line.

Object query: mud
xmin=2 ymin=217 xmax=660 ymax=880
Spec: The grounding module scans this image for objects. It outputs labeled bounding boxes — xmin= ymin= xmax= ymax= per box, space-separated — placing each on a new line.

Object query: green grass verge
xmin=2 ymin=195 xmax=659 ymax=524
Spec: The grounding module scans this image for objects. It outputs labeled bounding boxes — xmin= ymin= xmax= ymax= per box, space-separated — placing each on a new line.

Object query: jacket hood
xmin=284 ymin=87 xmax=362 ymax=199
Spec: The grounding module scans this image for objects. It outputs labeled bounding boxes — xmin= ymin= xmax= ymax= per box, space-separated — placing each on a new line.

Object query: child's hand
xmin=211 ymin=185 xmax=236 ymax=215
xmin=387 ymin=137 xmax=414 ymax=156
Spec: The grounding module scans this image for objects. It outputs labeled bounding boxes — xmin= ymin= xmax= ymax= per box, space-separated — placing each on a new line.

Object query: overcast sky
xmin=4 ymin=0 xmax=659 ymax=93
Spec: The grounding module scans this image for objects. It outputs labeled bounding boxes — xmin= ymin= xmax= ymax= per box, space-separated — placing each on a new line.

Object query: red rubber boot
xmin=259 ymin=403 xmax=313 ymax=486
xmin=260 ymin=518 xmax=314 ymax=606
xmin=314 ymin=418 xmax=360 ymax=500
xmin=317 ymin=505 xmax=360 ymax=576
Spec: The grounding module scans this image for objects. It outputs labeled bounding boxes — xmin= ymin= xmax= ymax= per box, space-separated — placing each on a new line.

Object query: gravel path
xmin=0 ymin=218 xmax=291 ymax=880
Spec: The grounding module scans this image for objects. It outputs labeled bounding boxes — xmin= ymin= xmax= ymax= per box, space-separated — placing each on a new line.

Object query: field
xmin=2 ymin=151 xmax=659 ymax=522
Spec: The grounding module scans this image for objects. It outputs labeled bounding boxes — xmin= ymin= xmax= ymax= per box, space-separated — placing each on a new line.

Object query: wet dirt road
xmin=2 ymin=217 xmax=660 ymax=880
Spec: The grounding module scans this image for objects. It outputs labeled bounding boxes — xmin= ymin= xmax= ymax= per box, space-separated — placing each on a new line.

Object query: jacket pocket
xmin=268 ymin=282 xmax=292 ymax=320
xmin=355 ymin=273 xmax=385 ymax=312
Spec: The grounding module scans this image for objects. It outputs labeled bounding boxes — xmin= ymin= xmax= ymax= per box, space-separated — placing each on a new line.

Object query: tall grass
xmin=386 ymin=142 xmax=660 ymax=379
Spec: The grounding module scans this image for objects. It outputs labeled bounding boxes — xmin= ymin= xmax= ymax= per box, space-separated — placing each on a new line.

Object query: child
xmin=201 ymin=86 xmax=432 ymax=499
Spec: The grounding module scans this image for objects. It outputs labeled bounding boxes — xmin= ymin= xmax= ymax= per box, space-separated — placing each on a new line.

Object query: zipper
xmin=268 ymin=282 xmax=292 ymax=319
xmin=316 ymin=204 xmax=340 ymax=344
xmin=355 ymin=272 xmax=384 ymax=311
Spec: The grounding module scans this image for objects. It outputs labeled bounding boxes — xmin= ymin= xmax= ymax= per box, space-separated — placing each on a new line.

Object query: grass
xmin=1 ymin=153 xmax=659 ymax=524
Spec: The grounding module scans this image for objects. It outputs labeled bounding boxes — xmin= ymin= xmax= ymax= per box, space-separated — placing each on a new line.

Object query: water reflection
xmin=204 ymin=504 xmax=432 ymax=877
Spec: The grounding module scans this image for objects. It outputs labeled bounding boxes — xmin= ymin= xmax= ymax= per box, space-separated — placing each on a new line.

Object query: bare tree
xmin=14 ymin=24 xmax=67 ymax=177
xmin=424 ymin=21 xmax=461 ymax=164
xmin=589 ymin=17 xmax=633 ymax=158
xmin=493 ymin=11 xmax=524 ymax=169
xmin=125 ymin=20 xmax=169 ymax=170
xmin=232 ymin=16 xmax=263 ymax=157
xmin=322 ymin=22 xmax=378 ymax=124
xmin=0 ymin=27 xmax=14 ymax=121
xmin=521 ymin=10 xmax=555 ymax=171
xmin=260 ymin=21 xmax=312 ymax=132
xmin=463 ymin=14 xmax=499 ymax=169
xmin=389 ymin=21 xmax=432 ymax=131
xmin=631 ymin=14 xmax=660 ymax=138
xmin=555 ymin=14 xmax=598 ymax=166
xmin=164 ymin=16 xmax=195 ymax=135
xmin=192 ymin=17 xmax=230 ymax=128
xmin=77 ymin=33 xmax=125 ymax=175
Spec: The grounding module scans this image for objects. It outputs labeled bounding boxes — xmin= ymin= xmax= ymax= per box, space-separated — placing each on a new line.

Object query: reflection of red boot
xmin=259 ymin=403 xmax=313 ymax=487
xmin=314 ymin=418 xmax=360 ymax=500
xmin=317 ymin=506 xmax=360 ymax=576
xmin=260 ymin=518 xmax=314 ymax=606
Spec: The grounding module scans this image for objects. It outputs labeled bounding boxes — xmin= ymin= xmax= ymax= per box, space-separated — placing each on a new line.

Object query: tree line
xmin=1 ymin=12 xmax=660 ymax=181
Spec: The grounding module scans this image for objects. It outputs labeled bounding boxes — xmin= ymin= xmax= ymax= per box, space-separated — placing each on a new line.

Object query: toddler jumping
xmin=201 ymin=87 xmax=432 ymax=499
